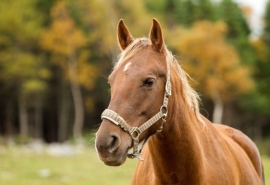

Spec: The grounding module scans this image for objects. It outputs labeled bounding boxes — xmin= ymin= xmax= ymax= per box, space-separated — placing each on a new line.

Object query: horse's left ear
xmin=149 ymin=18 xmax=165 ymax=53
xmin=117 ymin=19 xmax=134 ymax=51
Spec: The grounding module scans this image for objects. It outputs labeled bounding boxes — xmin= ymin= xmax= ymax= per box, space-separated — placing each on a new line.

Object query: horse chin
xmin=103 ymin=155 xmax=127 ymax=166
xmin=98 ymin=147 xmax=129 ymax=166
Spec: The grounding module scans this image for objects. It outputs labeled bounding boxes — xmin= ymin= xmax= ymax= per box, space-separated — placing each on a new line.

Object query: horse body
xmin=95 ymin=18 xmax=264 ymax=185
xmin=132 ymin=116 xmax=263 ymax=185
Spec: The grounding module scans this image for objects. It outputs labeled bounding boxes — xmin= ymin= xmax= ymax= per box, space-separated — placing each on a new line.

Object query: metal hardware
xmin=130 ymin=128 xmax=140 ymax=140
xmin=160 ymin=105 xmax=168 ymax=118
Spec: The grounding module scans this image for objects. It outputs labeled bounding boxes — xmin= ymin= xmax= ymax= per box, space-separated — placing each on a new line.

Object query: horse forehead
xmin=110 ymin=48 xmax=166 ymax=82
xmin=122 ymin=50 xmax=164 ymax=71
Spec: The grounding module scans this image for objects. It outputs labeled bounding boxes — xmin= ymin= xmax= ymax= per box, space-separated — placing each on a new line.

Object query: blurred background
xmin=0 ymin=0 xmax=270 ymax=184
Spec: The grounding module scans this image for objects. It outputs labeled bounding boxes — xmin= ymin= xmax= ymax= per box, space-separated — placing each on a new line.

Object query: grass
xmin=0 ymin=146 xmax=137 ymax=185
xmin=0 ymin=145 xmax=269 ymax=185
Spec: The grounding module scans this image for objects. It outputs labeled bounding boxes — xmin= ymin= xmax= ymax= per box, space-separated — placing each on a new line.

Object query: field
xmin=0 ymin=144 xmax=269 ymax=185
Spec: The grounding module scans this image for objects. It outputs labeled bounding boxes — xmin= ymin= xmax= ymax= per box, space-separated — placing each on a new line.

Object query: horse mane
xmin=114 ymin=38 xmax=150 ymax=69
xmin=114 ymin=38 xmax=202 ymax=122
xmin=169 ymin=52 xmax=202 ymax=123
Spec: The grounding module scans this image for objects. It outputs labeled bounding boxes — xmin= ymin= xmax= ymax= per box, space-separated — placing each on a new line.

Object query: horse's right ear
xmin=117 ymin=19 xmax=134 ymax=51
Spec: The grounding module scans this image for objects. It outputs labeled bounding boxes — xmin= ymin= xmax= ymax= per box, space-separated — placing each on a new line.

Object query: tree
xmin=171 ymin=21 xmax=254 ymax=123
xmin=218 ymin=0 xmax=255 ymax=65
xmin=262 ymin=0 xmax=270 ymax=46
xmin=0 ymin=0 xmax=50 ymax=139
xmin=41 ymin=1 xmax=97 ymax=141
xmin=145 ymin=0 xmax=216 ymax=27
xmin=245 ymin=0 xmax=270 ymax=139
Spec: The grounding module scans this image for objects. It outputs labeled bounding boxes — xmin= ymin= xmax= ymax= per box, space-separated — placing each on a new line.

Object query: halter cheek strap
xmin=101 ymin=53 xmax=172 ymax=161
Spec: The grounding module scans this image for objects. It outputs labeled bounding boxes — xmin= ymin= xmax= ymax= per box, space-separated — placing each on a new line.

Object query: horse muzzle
xmin=95 ymin=120 xmax=131 ymax=166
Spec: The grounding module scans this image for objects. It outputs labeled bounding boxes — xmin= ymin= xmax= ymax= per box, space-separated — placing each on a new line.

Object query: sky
xmin=235 ymin=0 xmax=268 ymax=36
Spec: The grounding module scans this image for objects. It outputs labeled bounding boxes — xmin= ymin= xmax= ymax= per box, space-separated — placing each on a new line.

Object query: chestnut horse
xmin=95 ymin=19 xmax=265 ymax=185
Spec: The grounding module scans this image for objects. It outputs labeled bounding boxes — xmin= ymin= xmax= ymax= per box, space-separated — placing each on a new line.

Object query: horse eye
xmin=143 ymin=78 xmax=155 ymax=87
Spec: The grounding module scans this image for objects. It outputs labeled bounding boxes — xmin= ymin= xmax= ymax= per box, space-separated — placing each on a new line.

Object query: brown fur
xmin=95 ymin=19 xmax=265 ymax=185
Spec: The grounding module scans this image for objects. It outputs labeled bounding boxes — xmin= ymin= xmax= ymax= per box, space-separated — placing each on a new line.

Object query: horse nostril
xmin=108 ymin=134 xmax=120 ymax=153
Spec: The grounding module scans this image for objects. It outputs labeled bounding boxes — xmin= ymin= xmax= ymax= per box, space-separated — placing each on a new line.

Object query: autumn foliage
xmin=0 ymin=0 xmax=269 ymax=142
xmin=173 ymin=21 xmax=254 ymax=102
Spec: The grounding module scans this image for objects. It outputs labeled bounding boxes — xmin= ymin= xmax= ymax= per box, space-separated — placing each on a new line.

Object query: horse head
xmin=95 ymin=19 xmax=171 ymax=166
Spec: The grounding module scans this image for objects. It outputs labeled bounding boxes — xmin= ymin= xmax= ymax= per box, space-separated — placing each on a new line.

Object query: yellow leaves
xmin=1 ymin=51 xmax=37 ymax=79
xmin=41 ymin=20 xmax=85 ymax=55
xmin=0 ymin=0 xmax=43 ymax=45
xmin=193 ymin=21 xmax=227 ymax=38
xmin=22 ymin=79 xmax=47 ymax=94
xmin=77 ymin=51 xmax=99 ymax=90
xmin=50 ymin=0 xmax=69 ymax=19
xmin=40 ymin=0 xmax=98 ymax=92
xmin=41 ymin=1 xmax=85 ymax=56
xmin=172 ymin=21 xmax=253 ymax=102
xmin=0 ymin=50 xmax=50 ymax=97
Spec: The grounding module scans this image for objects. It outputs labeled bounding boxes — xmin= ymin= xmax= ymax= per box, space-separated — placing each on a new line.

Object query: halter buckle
xmin=130 ymin=127 xmax=140 ymax=140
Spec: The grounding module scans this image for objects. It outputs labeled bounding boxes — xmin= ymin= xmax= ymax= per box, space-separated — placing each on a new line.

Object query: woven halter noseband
xmin=101 ymin=53 xmax=172 ymax=161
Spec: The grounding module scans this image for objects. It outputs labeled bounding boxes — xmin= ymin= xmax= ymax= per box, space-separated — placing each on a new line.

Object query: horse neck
xmin=147 ymin=74 xmax=206 ymax=184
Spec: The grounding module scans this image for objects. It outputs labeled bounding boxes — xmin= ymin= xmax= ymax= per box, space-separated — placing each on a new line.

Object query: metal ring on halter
xmin=160 ymin=105 xmax=168 ymax=118
xmin=130 ymin=128 xmax=140 ymax=140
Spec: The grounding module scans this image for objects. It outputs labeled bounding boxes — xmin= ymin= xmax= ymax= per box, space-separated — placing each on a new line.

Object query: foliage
xmin=245 ymin=0 xmax=270 ymax=116
xmin=0 ymin=0 xmax=50 ymax=97
xmin=0 ymin=0 xmax=270 ymax=141
xmin=145 ymin=0 xmax=216 ymax=27
xmin=0 ymin=0 xmax=50 ymax=139
xmin=171 ymin=21 xmax=253 ymax=102
xmin=217 ymin=0 xmax=256 ymax=66
xmin=262 ymin=0 xmax=270 ymax=45
xmin=40 ymin=0 xmax=98 ymax=88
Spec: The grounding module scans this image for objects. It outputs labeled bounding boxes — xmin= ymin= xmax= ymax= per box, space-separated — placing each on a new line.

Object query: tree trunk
xmin=19 ymin=93 xmax=28 ymax=137
xmin=68 ymin=53 xmax=84 ymax=140
xmin=58 ymin=79 xmax=70 ymax=142
xmin=211 ymin=89 xmax=224 ymax=124
xmin=34 ymin=98 xmax=43 ymax=140
xmin=4 ymin=101 xmax=14 ymax=142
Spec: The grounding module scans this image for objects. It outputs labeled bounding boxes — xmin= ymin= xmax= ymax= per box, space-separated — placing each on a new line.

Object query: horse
xmin=95 ymin=18 xmax=265 ymax=185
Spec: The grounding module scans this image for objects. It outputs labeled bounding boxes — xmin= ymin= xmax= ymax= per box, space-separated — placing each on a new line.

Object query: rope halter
xmin=101 ymin=53 xmax=172 ymax=161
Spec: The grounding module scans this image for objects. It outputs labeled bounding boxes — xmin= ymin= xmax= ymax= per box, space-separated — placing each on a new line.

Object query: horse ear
xmin=117 ymin=19 xmax=134 ymax=51
xmin=149 ymin=18 xmax=165 ymax=53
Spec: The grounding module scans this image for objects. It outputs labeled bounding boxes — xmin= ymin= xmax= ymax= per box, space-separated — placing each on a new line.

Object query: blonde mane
xmin=114 ymin=38 xmax=201 ymax=122
xmin=168 ymin=51 xmax=202 ymax=122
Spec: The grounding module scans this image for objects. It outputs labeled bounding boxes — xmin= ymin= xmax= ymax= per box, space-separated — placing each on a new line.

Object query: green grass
xmin=0 ymin=146 xmax=137 ymax=185
xmin=0 ymin=146 xmax=269 ymax=185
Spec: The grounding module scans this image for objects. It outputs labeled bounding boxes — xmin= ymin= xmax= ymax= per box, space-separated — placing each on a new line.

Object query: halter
xmin=101 ymin=52 xmax=172 ymax=161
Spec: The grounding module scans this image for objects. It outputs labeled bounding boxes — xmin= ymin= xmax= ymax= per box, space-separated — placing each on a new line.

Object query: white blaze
xmin=123 ymin=62 xmax=132 ymax=72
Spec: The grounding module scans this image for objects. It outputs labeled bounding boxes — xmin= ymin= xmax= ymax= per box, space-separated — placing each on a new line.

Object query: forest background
xmin=0 ymin=0 xmax=270 ymax=150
